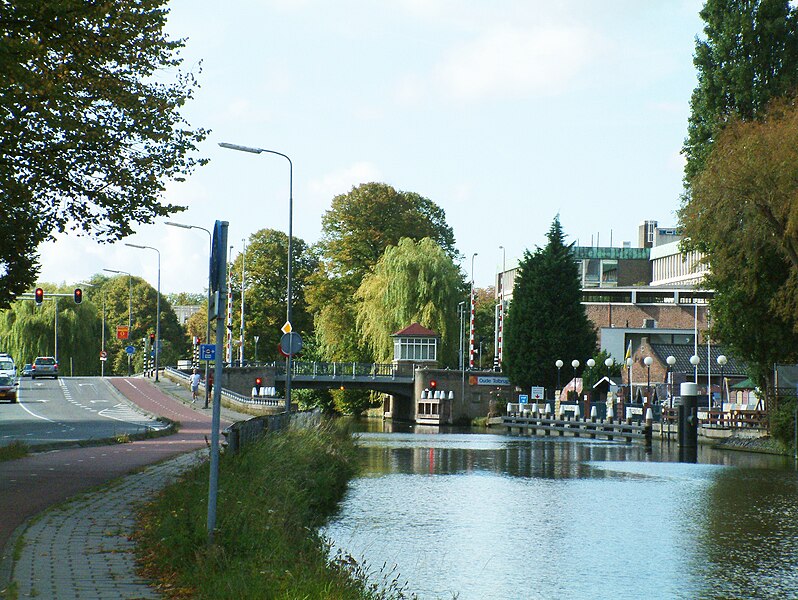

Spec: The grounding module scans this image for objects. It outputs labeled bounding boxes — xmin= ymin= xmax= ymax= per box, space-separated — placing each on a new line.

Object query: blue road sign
xmin=125 ymin=345 xmax=135 ymax=355
xmin=200 ymin=344 xmax=216 ymax=361
xmin=519 ymin=394 xmax=529 ymax=404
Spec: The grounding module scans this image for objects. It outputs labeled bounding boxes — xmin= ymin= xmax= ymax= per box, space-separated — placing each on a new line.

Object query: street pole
xmin=164 ymin=222 xmax=213 ymax=407
xmin=219 ymin=142 xmax=294 ymax=413
xmin=240 ymin=238 xmax=246 ymax=366
xmin=125 ymin=243 xmax=161 ymax=382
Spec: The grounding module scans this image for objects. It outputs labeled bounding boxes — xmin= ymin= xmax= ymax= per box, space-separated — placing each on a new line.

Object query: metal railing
xmin=280 ymin=361 xmax=415 ymax=380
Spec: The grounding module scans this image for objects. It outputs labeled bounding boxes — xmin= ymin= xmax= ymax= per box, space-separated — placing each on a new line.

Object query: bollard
xmin=678 ymin=382 xmax=698 ymax=451
xmin=644 ymin=407 xmax=653 ymax=451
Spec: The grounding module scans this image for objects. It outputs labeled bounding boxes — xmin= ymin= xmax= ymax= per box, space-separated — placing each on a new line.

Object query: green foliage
xmin=504 ymin=216 xmax=597 ymax=394
xmin=770 ymin=395 xmax=797 ymax=449
xmin=683 ymin=0 xmax=798 ymax=182
xmin=311 ymin=183 xmax=459 ymax=363
xmin=473 ymin=287 xmax=497 ymax=369
xmin=0 ymin=441 xmax=29 ymax=462
xmin=229 ymin=229 xmax=317 ymax=363
xmin=580 ymin=349 xmax=621 ymax=392
xmin=134 ymin=424 xmax=408 ymax=599
xmin=356 ymin=238 xmax=463 ymax=366
xmin=0 ymin=0 xmax=208 ymax=308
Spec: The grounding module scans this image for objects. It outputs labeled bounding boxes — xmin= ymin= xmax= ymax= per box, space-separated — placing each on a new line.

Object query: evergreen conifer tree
xmin=504 ymin=217 xmax=597 ymax=395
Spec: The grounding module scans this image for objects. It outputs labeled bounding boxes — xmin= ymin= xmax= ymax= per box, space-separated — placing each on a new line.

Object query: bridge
xmin=181 ymin=360 xmax=511 ymax=424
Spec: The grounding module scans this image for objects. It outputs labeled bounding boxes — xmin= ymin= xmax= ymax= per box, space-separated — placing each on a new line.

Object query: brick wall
xmin=585 ymin=303 xmax=708 ymax=330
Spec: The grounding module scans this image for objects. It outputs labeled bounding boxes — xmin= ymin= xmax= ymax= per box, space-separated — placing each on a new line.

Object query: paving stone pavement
xmin=9 ymin=449 xmax=207 ymax=599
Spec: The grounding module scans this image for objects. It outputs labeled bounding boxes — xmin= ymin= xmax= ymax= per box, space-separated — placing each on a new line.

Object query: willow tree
xmin=356 ymin=237 xmax=463 ymax=366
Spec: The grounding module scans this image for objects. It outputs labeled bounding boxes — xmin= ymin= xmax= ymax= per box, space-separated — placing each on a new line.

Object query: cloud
xmin=436 ymin=25 xmax=595 ymax=101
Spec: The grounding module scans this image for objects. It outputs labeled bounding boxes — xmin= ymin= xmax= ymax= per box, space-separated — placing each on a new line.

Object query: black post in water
xmin=678 ymin=382 xmax=698 ymax=462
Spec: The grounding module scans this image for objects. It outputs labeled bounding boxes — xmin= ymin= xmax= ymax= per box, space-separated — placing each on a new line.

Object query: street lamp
xmin=690 ymin=354 xmax=700 ymax=387
xmin=220 ymin=141 xmax=294 ymax=413
xmin=571 ymin=359 xmax=580 ymax=401
xmin=496 ymin=245 xmax=506 ymax=371
xmin=103 ymin=268 xmax=133 ymax=376
xmin=164 ymin=221 xmax=213 ymax=407
xmin=717 ymin=354 xmax=728 ymax=408
xmin=125 ymin=243 xmax=161 ymax=382
xmin=666 ymin=355 xmax=676 ymax=407
xmin=254 ymin=335 xmax=260 ymax=364
xmin=555 ymin=359 xmax=563 ymax=396
xmin=240 ymin=238 xmax=246 ymax=366
xmin=644 ymin=356 xmax=653 ymax=404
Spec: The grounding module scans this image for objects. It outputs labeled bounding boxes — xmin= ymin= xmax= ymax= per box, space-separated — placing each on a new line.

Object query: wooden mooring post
xmin=501 ymin=410 xmax=651 ymax=444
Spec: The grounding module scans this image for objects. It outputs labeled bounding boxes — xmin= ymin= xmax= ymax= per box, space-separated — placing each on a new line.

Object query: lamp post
xmin=604 ymin=357 xmax=614 ymax=416
xmin=103 ymin=268 xmax=133 ymax=375
xmin=571 ymin=359 xmax=580 ymax=401
xmin=219 ymin=142 xmax=294 ymax=413
xmin=643 ymin=356 xmax=653 ymax=405
xmin=254 ymin=335 xmax=260 ymax=364
xmin=164 ymin=222 xmax=213 ymax=406
xmin=240 ymin=238 xmax=246 ymax=366
xmin=717 ymin=354 xmax=727 ymax=408
xmin=555 ymin=359 xmax=563 ymax=396
xmin=496 ymin=245 xmax=506 ymax=371
xmin=469 ymin=252 xmax=478 ymax=369
xmin=690 ymin=354 xmax=700 ymax=386
xmin=458 ymin=301 xmax=466 ymax=371
xmin=666 ymin=355 xmax=676 ymax=407
xmin=125 ymin=243 xmax=161 ymax=382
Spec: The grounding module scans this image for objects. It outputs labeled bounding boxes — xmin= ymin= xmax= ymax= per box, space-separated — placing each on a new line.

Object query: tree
xmin=229 ymin=229 xmax=317 ymax=363
xmin=356 ymin=238 xmax=463 ymax=365
xmin=682 ymin=0 xmax=798 ymax=182
xmin=473 ymin=286 xmax=497 ymax=370
xmin=310 ymin=183 xmax=459 ymax=362
xmin=679 ymin=0 xmax=798 ymax=407
xmin=503 ymin=217 xmax=597 ymax=394
xmin=0 ymin=0 xmax=208 ymax=308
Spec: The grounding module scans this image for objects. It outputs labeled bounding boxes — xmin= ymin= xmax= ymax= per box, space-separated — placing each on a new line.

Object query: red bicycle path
xmin=0 ymin=377 xmax=232 ymax=557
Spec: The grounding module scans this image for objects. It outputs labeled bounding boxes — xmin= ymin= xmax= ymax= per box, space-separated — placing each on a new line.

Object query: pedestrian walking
xmin=189 ymin=369 xmax=201 ymax=401
xmin=207 ymin=370 xmax=214 ymax=398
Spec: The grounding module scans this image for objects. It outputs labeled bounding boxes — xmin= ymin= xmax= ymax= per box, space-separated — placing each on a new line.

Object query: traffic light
xmin=73 ymin=288 xmax=83 ymax=304
xmin=429 ymin=379 xmax=437 ymax=390
xmin=255 ymin=377 xmax=262 ymax=393
xmin=34 ymin=288 xmax=43 ymax=306
xmin=149 ymin=333 xmax=155 ymax=344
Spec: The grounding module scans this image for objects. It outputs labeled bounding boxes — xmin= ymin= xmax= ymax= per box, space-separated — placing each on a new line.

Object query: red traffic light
xmin=149 ymin=333 xmax=155 ymax=342
xmin=73 ymin=288 xmax=83 ymax=304
xmin=429 ymin=379 xmax=437 ymax=389
xmin=255 ymin=377 xmax=262 ymax=386
xmin=34 ymin=288 xmax=44 ymax=305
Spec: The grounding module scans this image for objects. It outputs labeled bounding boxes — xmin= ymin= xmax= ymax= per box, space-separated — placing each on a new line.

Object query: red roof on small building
xmin=392 ymin=323 xmax=438 ymax=337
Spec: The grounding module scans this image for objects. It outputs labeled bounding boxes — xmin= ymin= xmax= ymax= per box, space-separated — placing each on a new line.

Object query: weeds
xmin=0 ymin=441 xmax=29 ymax=462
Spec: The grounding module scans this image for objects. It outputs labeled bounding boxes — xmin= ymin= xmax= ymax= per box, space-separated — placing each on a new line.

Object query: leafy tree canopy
xmin=503 ymin=216 xmax=597 ymax=393
xmin=356 ymin=237 xmax=463 ymax=365
xmin=683 ymin=0 xmax=798 ymax=183
xmin=0 ymin=0 xmax=208 ymax=308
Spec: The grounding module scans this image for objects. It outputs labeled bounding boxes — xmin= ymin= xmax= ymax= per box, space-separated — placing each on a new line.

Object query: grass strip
xmin=134 ymin=422 xmax=413 ymax=599
xmin=0 ymin=441 xmax=29 ymax=462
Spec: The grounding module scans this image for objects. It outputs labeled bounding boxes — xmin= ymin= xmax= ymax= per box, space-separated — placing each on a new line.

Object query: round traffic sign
xmin=279 ymin=332 xmax=303 ymax=356
xmin=100 ymin=350 xmax=107 ymax=359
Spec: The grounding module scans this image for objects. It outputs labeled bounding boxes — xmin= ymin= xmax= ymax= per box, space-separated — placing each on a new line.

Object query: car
xmin=21 ymin=364 xmax=32 ymax=377
xmin=0 ymin=354 xmax=15 ymax=380
xmin=31 ymin=356 xmax=58 ymax=379
xmin=0 ymin=374 xmax=17 ymax=403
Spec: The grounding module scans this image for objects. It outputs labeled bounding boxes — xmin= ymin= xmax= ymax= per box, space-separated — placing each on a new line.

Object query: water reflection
xmin=325 ymin=426 xmax=798 ymax=600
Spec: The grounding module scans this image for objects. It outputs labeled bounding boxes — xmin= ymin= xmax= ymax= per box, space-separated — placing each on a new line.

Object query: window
xmin=394 ymin=337 xmax=437 ymax=361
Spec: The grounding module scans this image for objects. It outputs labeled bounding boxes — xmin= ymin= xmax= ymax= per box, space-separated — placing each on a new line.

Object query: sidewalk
xmin=1 ymin=376 xmax=254 ymax=599
xmin=8 ymin=450 xmax=204 ymax=599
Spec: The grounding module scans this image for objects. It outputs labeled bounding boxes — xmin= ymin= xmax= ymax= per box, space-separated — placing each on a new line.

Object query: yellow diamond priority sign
xmin=281 ymin=321 xmax=292 ymax=334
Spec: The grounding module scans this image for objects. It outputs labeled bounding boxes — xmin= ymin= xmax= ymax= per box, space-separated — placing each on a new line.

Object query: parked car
xmin=21 ymin=364 xmax=32 ymax=377
xmin=31 ymin=356 xmax=58 ymax=379
xmin=0 ymin=354 xmax=15 ymax=380
xmin=0 ymin=374 xmax=17 ymax=403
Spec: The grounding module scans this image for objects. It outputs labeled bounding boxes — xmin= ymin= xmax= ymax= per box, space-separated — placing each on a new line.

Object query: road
xmin=0 ymin=376 xmax=236 ymax=557
xmin=0 ymin=376 xmax=166 ymax=448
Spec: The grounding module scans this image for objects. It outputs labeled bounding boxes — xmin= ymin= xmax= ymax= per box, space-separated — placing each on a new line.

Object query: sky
xmin=37 ymin=0 xmax=705 ymax=295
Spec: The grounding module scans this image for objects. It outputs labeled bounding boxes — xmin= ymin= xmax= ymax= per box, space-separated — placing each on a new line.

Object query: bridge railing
xmin=280 ymin=361 xmax=415 ymax=379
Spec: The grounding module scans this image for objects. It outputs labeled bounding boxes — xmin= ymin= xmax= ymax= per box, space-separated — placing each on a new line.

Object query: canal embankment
xmin=133 ymin=422 xmax=399 ymax=599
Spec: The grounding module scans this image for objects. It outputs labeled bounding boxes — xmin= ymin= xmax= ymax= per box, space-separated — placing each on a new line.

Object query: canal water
xmin=323 ymin=425 xmax=798 ymax=600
